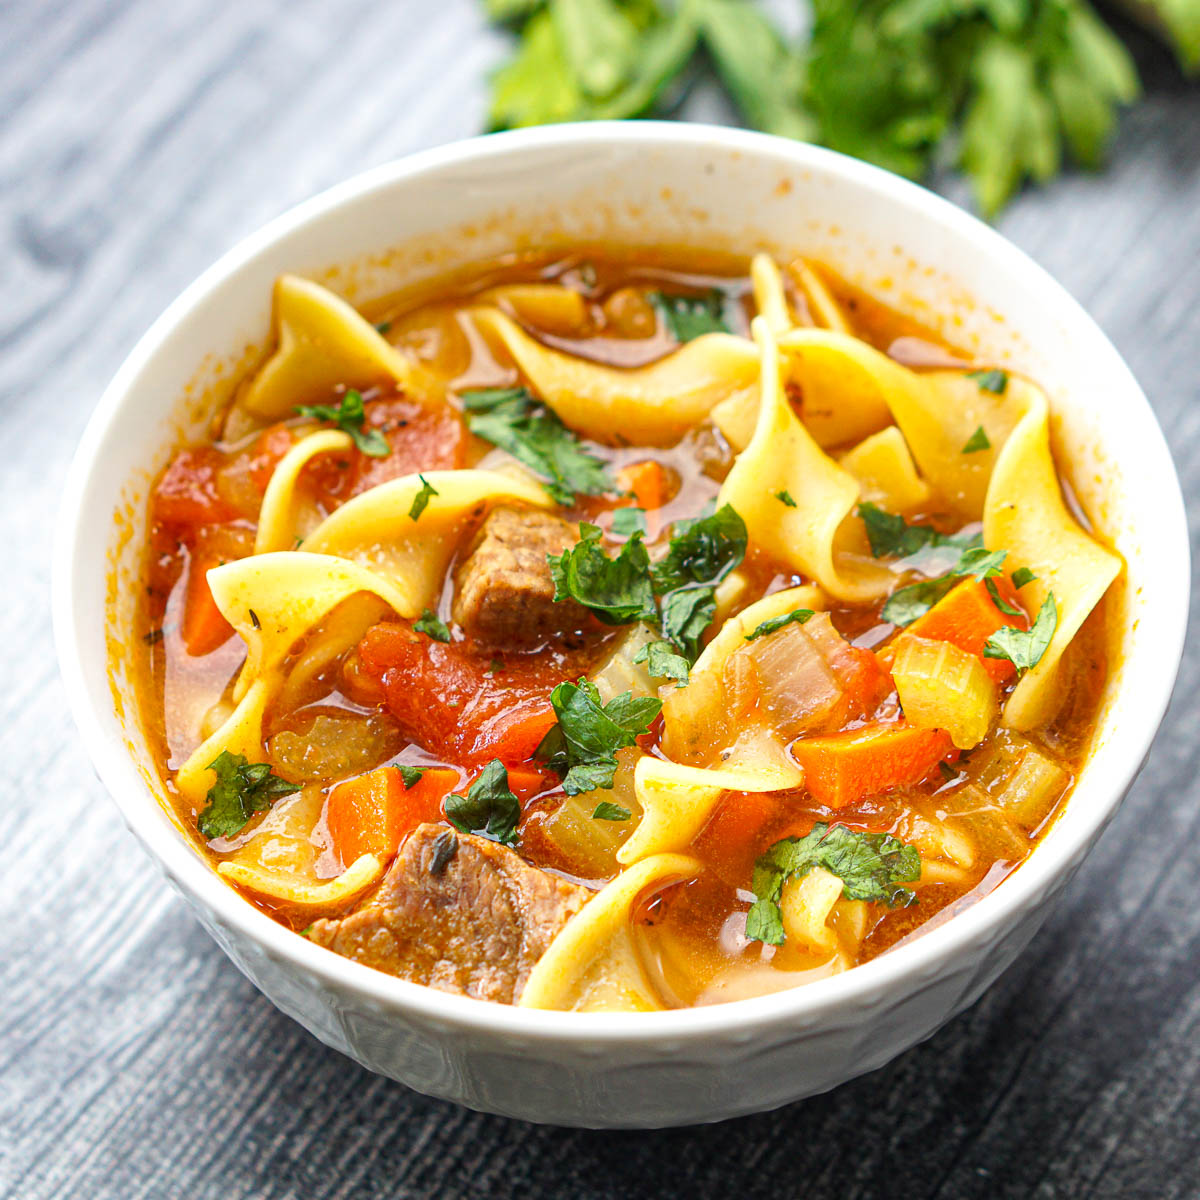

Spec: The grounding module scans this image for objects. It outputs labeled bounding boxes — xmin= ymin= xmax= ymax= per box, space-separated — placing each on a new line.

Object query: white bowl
xmin=53 ymin=123 xmax=1188 ymax=1127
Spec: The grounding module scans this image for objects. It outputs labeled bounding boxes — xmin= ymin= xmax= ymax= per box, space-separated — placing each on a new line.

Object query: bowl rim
xmin=53 ymin=120 xmax=1190 ymax=1044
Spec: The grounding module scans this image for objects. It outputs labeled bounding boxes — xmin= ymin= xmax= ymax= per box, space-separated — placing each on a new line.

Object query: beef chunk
xmin=308 ymin=824 xmax=589 ymax=1004
xmin=451 ymin=505 xmax=590 ymax=648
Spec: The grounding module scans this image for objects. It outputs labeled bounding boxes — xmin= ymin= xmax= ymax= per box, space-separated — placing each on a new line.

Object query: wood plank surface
xmin=2 ymin=1 xmax=1198 ymax=1196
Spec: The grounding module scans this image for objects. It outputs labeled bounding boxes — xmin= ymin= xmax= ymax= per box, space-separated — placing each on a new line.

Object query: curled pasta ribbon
xmin=234 ymin=275 xmax=437 ymax=430
xmin=519 ymin=854 xmax=701 ymax=1012
xmin=750 ymin=253 xmax=793 ymax=336
xmin=255 ymin=428 xmax=354 ymax=554
xmin=218 ymin=854 xmax=384 ymax=911
xmin=469 ymin=307 xmax=759 ymax=445
xmin=719 ymin=320 xmax=893 ymax=602
xmin=984 ymin=388 xmax=1121 ymax=730
xmin=838 ymin=426 xmax=932 ymax=512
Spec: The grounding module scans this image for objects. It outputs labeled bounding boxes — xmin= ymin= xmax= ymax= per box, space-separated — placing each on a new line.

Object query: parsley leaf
xmin=398 ymin=765 xmax=425 ymax=788
xmin=444 ymin=759 xmax=521 ymax=846
xmin=295 ymin=389 xmax=389 ymax=457
xmin=881 ymin=575 xmax=960 ymax=627
xmin=985 ymin=577 xmax=1024 ymax=617
xmin=198 ymin=751 xmax=301 ymax=840
xmin=745 ymin=608 xmax=815 ymax=642
xmin=1011 ymin=566 xmax=1038 ymax=589
xmin=966 ymin=368 xmax=1009 ymax=394
xmin=409 ymin=474 xmax=438 ymax=521
xmin=462 ymin=385 xmax=615 ymax=505
xmin=962 ymin=425 xmax=991 ymax=453
xmin=633 ymin=639 xmax=690 ymax=686
xmin=745 ymin=823 xmax=921 ymax=946
xmin=592 ymin=801 xmax=632 ymax=821
xmin=536 ymin=678 xmax=661 ymax=795
xmin=648 ymin=289 xmax=732 ymax=342
xmin=956 ymin=546 xmax=1007 ymax=580
xmin=985 ymin=593 xmax=1058 ymax=673
xmin=774 ymin=489 xmax=798 ymax=508
xmin=549 ymin=523 xmax=658 ymax=625
xmin=610 ymin=506 xmax=647 ymax=538
xmin=414 ymin=609 xmax=451 ymax=642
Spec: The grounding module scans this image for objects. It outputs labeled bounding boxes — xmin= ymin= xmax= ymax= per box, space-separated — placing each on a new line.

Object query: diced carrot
xmin=327 ymin=765 xmax=459 ymax=866
xmin=504 ymin=762 xmax=555 ymax=802
xmin=694 ymin=790 xmax=782 ymax=887
xmin=179 ymin=525 xmax=254 ymax=657
xmin=903 ymin=577 xmax=1028 ymax=684
xmin=791 ymin=721 xmax=953 ymax=809
xmin=617 ymin=459 xmax=671 ymax=512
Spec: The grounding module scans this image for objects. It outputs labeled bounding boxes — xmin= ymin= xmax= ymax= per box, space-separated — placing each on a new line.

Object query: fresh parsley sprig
xmin=198 ymin=751 xmax=301 ymax=840
xmin=985 ymin=593 xmax=1058 ymax=673
xmin=745 ymin=823 xmax=921 ymax=946
xmin=461 ymin=385 xmax=616 ymax=506
xmin=295 ymin=389 xmax=389 ymax=457
xmin=647 ymin=289 xmax=733 ymax=342
xmin=444 ymin=759 xmax=522 ymax=846
xmin=536 ymin=678 xmax=662 ymax=795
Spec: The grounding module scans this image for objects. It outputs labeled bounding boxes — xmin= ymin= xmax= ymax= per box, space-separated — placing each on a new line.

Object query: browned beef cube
xmin=451 ymin=504 xmax=590 ymax=647
xmin=308 ymin=824 xmax=589 ymax=1004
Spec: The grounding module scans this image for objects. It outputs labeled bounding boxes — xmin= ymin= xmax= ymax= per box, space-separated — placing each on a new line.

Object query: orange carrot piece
xmin=504 ymin=763 xmax=554 ymax=802
xmin=180 ymin=550 xmax=234 ymax=657
xmin=696 ymin=791 xmax=779 ymax=856
xmin=617 ymin=459 xmax=670 ymax=511
xmin=327 ymin=765 xmax=459 ymax=866
xmin=792 ymin=722 xmax=953 ymax=809
xmin=904 ymin=578 xmax=1027 ymax=684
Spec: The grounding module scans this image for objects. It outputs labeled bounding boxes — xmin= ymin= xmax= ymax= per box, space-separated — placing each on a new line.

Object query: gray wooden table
xmin=3 ymin=1 xmax=1199 ymax=1196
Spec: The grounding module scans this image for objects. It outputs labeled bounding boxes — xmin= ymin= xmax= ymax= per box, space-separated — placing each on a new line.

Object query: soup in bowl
xmin=55 ymin=124 xmax=1186 ymax=1125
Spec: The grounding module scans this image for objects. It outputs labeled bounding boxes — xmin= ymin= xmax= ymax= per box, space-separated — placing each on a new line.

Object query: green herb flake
xmin=374 ymin=320 xmax=392 ymax=335
xmin=1011 ymin=567 xmax=1038 ymax=589
xmin=197 ymin=751 xmax=301 ymax=840
xmin=881 ymin=575 xmax=960 ymax=627
xmin=648 ymin=289 xmax=732 ymax=342
xmin=985 ymin=577 xmax=1024 ymax=618
xmin=633 ymin=639 xmax=690 ymax=687
xmin=295 ymin=389 xmax=389 ymax=457
xmin=745 ymin=608 xmax=815 ymax=642
xmin=610 ymin=506 xmax=647 ymax=538
xmin=414 ymin=609 xmax=452 ymax=643
xmin=536 ymin=677 xmax=661 ymax=795
xmin=985 ymin=593 xmax=1058 ymax=674
xmin=142 ymin=628 xmax=165 ymax=646
xmin=549 ymin=523 xmax=658 ymax=626
xmin=966 ymin=369 xmax=1009 ymax=395
xmin=398 ymin=765 xmax=425 ymax=788
xmin=444 ymin=759 xmax=522 ymax=846
xmin=592 ymin=801 xmax=632 ymax=822
xmin=461 ymin=385 xmax=615 ymax=505
xmin=744 ymin=823 xmax=921 ymax=946
xmin=409 ymin=474 xmax=439 ymax=521
xmin=962 ymin=425 xmax=991 ymax=453
xmin=774 ymin=489 xmax=798 ymax=508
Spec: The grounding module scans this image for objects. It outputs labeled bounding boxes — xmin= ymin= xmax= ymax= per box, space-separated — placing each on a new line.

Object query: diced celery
xmin=892 ymin=634 xmax=997 ymax=750
xmin=541 ymin=749 xmax=642 ymax=879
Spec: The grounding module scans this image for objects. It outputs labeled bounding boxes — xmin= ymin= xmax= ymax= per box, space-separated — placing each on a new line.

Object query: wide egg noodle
xmin=233 ymin=275 xmax=437 ymax=433
xmin=984 ymin=388 xmax=1121 ymax=729
xmin=469 ymin=306 xmax=759 ymax=445
xmin=218 ymin=855 xmax=384 ymax=910
xmin=518 ymin=854 xmax=701 ymax=1012
xmin=838 ymin=425 xmax=932 ymax=512
xmin=255 ymin=428 xmax=355 ymax=554
xmin=750 ymin=253 xmax=793 ymax=336
xmin=718 ymin=319 xmax=893 ymax=602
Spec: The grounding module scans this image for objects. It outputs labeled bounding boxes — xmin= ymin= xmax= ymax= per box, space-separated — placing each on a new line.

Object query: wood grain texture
xmin=2 ymin=1 xmax=1199 ymax=1196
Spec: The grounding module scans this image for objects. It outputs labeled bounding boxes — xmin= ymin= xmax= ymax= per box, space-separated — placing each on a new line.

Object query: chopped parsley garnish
xmin=549 ymin=523 xmax=658 ymax=626
xmin=592 ymin=801 xmax=632 ymax=822
xmin=633 ymin=639 xmax=690 ymax=687
xmin=962 ymin=425 xmax=991 ymax=453
xmin=745 ymin=823 xmax=921 ymax=946
xmin=295 ymin=389 xmax=389 ymax=457
xmin=428 ymin=829 xmax=458 ymax=876
xmin=744 ymin=608 xmax=815 ymax=642
xmin=648 ymin=289 xmax=732 ymax=342
xmin=610 ymin=506 xmax=647 ymax=538
xmin=857 ymin=502 xmax=978 ymax=562
xmin=461 ymin=385 xmax=615 ymax=506
xmin=985 ymin=577 xmax=1024 ymax=617
xmin=881 ymin=576 xmax=960 ymax=627
xmin=397 ymin=765 xmax=425 ymax=788
xmin=409 ymin=474 xmax=438 ymax=521
xmin=142 ymin=628 xmax=164 ymax=646
xmin=414 ymin=609 xmax=452 ymax=642
xmin=985 ymin=593 xmax=1058 ymax=674
xmin=444 ymin=760 xmax=521 ymax=846
xmin=374 ymin=320 xmax=392 ymax=335
xmin=1011 ymin=566 xmax=1038 ymax=589
xmin=966 ymin=369 xmax=1009 ymax=394
xmin=774 ymin=489 xmax=797 ymax=507
xmin=536 ymin=678 xmax=661 ymax=795
xmin=197 ymin=751 xmax=301 ymax=840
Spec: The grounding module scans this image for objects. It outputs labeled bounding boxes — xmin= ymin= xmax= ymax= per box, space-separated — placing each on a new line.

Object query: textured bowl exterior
xmin=54 ymin=125 xmax=1187 ymax=1127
